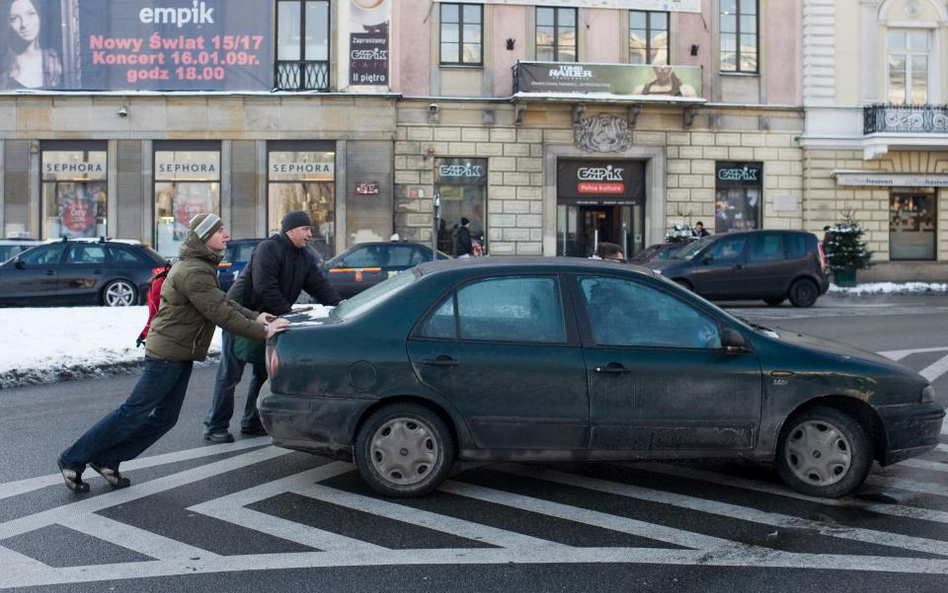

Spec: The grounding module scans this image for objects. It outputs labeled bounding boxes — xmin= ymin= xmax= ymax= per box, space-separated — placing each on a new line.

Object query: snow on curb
xmin=828 ymin=282 xmax=948 ymax=295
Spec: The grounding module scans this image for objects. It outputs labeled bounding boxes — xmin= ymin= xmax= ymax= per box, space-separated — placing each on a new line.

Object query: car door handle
xmin=422 ymin=357 xmax=459 ymax=367
xmin=93 ymin=269 xmax=102 ymax=275
xmin=734 ymin=264 xmax=744 ymax=270
xmin=45 ymin=270 xmax=54 ymax=276
xmin=595 ymin=364 xmax=630 ymax=375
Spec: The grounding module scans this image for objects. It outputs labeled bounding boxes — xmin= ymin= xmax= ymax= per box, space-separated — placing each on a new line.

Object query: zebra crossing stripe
xmin=920 ymin=353 xmax=948 ymax=382
xmin=63 ymin=515 xmax=221 ymax=562
xmin=878 ymin=346 xmax=948 ymax=362
xmin=865 ymin=474 xmax=947 ymax=497
xmin=625 ymin=462 xmax=948 ymax=525
xmin=492 ymin=465 xmax=948 ymax=557
xmin=0 ymin=437 xmax=269 ymax=502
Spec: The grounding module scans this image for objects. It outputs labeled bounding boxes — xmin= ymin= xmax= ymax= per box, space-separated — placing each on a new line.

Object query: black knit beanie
xmin=281 ymin=210 xmax=312 ymax=232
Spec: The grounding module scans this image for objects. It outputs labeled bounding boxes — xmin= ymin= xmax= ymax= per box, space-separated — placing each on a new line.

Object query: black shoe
xmin=204 ymin=431 xmax=234 ymax=443
xmin=240 ymin=425 xmax=268 ymax=436
xmin=90 ymin=462 xmax=131 ymax=489
xmin=57 ymin=457 xmax=90 ymax=494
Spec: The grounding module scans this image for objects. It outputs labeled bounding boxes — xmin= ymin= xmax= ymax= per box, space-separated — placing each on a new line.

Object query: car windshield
xmin=672 ymin=236 xmax=713 ymax=260
xmin=331 ymin=267 xmax=422 ymax=321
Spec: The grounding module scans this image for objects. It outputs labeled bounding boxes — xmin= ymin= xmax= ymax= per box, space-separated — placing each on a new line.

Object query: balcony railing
xmin=864 ymin=104 xmax=948 ymax=134
xmin=274 ymin=60 xmax=330 ymax=91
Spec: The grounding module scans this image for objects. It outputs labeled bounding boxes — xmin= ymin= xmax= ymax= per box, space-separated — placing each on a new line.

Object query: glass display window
xmin=154 ymin=143 xmax=221 ymax=258
xmin=267 ymin=143 xmax=336 ymax=261
xmin=41 ymin=144 xmax=108 ymax=239
xmin=714 ymin=162 xmax=762 ymax=233
xmin=434 ymin=157 xmax=487 ymax=257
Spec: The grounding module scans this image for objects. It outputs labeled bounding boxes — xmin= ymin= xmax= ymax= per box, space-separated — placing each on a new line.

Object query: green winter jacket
xmin=146 ymin=233 xmax=268 ymax=361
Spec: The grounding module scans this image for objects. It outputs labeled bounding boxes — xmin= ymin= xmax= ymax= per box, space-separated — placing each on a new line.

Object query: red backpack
xmin=136 ymin=265 xmax=171 ymax=347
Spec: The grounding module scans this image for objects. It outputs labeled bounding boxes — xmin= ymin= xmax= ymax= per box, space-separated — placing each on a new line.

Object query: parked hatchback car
xmin=259 ymin=257 xmax=945 ymax=499
xmin=217 ymin=238 xmax=266 ymax=292
xmin=644 ymin=230 xmax=829 ymax=307
xmin=320 ymin=241 xmax=451 ymax=299
xmin=627 ymin=242 xmax=687 ymax=265
xmin=0 ymin=238 xmax=45 ymax=263
xmin=0 ymin=238 xmax=168 ymax=307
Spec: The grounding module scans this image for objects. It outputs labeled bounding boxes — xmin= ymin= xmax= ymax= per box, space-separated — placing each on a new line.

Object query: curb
xmin=0 ymin=354 xmax=222 ymax=391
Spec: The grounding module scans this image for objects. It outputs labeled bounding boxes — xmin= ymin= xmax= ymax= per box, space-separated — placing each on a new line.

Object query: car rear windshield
xmin=331 ymin=267 xmax=422 ymax=321
xmin=672 ymin=236 xmax=713 ymax=259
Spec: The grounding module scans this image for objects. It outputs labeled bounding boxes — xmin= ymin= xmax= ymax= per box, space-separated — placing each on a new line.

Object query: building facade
xmin=1 ymin=0 xmax=811 ymax=269
xmin=800 ymin=0 xmax=948 ymax=280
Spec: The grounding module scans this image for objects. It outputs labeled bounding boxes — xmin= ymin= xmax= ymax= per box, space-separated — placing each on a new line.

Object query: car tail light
xmin=150 ymin=266 xmax=165 ymax=279
xmin=267 ymin=342 xmax=280 ymax=378
xmin=817 ymin=243 xmax=827 ymax=274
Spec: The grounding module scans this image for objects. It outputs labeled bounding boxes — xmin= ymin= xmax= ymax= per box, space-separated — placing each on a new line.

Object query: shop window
xmin=720 ymin=0 xmax=757 ymax=73
xmin=887 ymin=30 xmax=930 ymax=105
xmin=441 ymin=3 xmax=483 ymax=65
xmin=629 ymin=11 xmax=668 ymax=65
xmin=267 ymin=143 xmax=336 ymax=261
xmin=435 ymin=158 xmax=487 ymax=257
xmin=714 ymin=162 xmax=761 ymax=233
xmin=41 ymin=144 xmax=107 ymax=240
xmin=154 ymin=143 xmax=221 ymax=259
xmin=536 ymin=7 xmax=576 ymax=62
xmin=890 ymin=191 xmax=936 ymax=260
xmin=275 ymin=0 xmax=330 ymax=91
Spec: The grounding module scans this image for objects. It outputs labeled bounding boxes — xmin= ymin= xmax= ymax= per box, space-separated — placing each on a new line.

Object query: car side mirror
xmin=14 ymin=258 xmax=25 ymax=270
xmin=721 ymin=327 xmax=747 ymax=353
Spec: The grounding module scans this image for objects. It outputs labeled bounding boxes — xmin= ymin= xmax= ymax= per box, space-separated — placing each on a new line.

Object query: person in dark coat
xmin=58 ymin=213 xmax=288 ymax=493
xmin=455 ymin=217 xmax=474 ymax=258
xmin=203 ymin=210 xmax=343 ymax=442
xmin=694 ymin=221 xmax=710 ymax=237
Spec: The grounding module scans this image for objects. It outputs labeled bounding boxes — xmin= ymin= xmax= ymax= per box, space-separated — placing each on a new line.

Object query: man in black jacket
xmin=203 ymin=210 xmax=342 ymax=442
xmin=455 ymin=217 xmax=474 ymax=258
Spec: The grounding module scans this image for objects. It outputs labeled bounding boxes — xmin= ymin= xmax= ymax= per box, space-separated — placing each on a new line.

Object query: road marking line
xmin=0 ymin=446 xmax=291 ymax=541
xmin=63 ymin=515 xmax=221 ymax=562
xmin=493 ymin=465 xmax=948 ymax=557
xmin=920 ymin=353 xmax=948 ymax=382
xmin=4 ymin=546 xmax=948 ymax=589
xmin=899 ymin=458 xmax=948 ymax=473
xmin=294 ymin=480 xmax=570 ymax=550
xmin=189 ymin=463 xmax=385 ymax=553
xmin=865 ymin=474 xmax=947 ymax=497
xmin=0 ymin=437 xmax=269 ymax=501
xmin=877 ymin=346 xmax=948 ymax=362
xmin=624 ymin=462 xmax=948 ymax=525
xmin=439 ymin=479 xmax=735 ymax=552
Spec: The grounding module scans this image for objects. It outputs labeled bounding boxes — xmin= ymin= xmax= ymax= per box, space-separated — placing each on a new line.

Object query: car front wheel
xmin=776 ymin=406 xmax=872 ymax=498
xmin=355 ymin=403 xmax=455 ymax=497
xmin=102 ymin=280 xmax=137 ymax=307
xmin=788 ymin=278 xmax=818 ymax=308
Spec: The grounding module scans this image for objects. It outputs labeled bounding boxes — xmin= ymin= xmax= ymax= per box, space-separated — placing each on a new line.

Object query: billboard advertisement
xmin=515 ymin=62 xmax=702 ymax=98
xmin=0 ymin=0 xmax=271 ymax=91
xmin=349 ymin=0 xmax=390 ymax=86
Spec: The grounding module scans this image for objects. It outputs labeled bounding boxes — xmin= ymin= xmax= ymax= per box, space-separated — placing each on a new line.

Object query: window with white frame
xmin=887 ymin=29 xmax=930 ymax=105
xmin=720 ymin=0 xmax=757 ymax=73
xmin=629 ymin=11 xmax=668 ymax=65
xmin=441 ymin=3 xmax=483 ymax=65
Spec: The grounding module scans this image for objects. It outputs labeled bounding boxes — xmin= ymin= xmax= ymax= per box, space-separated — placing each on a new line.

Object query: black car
xmin=644 ymin=230 xmax=830 ymax=307
xmin=217 ymin=238 xmax=266 ymax=292
xmin=259 ymin=258 xmax=945 ymax=499
xmin=320 ymin=241 xmax=451 ymax=299
xmin=0 ymin=238 xmax=168 ymax=307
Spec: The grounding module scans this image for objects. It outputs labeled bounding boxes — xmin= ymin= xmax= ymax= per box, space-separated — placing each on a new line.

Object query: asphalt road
xmin=1 ymin=294 xmax=947 ymax=592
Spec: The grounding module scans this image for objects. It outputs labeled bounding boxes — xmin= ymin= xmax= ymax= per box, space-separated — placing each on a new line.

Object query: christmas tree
xmin=823 ymin=209 xmax=873 ymax=271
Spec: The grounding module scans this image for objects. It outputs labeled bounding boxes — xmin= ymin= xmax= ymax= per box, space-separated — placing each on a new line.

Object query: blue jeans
xmin=203 ymin=330 xmax=268 ymax=434
xmin=60 ymin=357 xmax=193 ymax=470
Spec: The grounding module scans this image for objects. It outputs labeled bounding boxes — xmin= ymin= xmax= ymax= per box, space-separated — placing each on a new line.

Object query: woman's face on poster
xmin=9 ymin=0 xmax=40 ymax=44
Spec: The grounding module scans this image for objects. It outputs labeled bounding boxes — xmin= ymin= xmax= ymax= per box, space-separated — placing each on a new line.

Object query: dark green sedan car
xmin=259 ymin=258 xmax=946 ymax=499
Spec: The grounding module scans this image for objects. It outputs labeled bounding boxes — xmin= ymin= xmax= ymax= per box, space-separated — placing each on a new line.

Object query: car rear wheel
xmin=788 ymin=279 xmax=818 ymax=308
xmin=763 ymin=296 xmax=785 ymax=306
xmin=776 ymin=406 xmax=872 ymax=498
xmin=355 ymin=403 xmax=455 ymax=497
xmin=102 ymin=280 xmax=137 ymax=307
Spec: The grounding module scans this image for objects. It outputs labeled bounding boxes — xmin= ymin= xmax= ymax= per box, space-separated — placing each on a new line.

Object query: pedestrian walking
xmin=57 ymin=213 xmax=288 ymax=493
xmin=455 ymin=217 xmax=474 ymax=258
xmin=203 ymin=210 xmax=342 ymax=443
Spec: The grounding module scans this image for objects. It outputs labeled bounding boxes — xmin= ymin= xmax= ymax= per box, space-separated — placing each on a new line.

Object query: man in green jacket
xmin=57 ymin=213 xmax=289 ymax=493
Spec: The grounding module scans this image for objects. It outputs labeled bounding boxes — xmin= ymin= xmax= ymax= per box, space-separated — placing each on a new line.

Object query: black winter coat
xmin=228 ymin=233 xmax=342 ymax=315
xmin=455 ymin=226 xmax=473 ymax=257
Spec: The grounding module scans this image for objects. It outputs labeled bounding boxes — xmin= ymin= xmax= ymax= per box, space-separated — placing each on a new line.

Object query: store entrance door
xmin=557 ymin=203 xmax=644 ymax=258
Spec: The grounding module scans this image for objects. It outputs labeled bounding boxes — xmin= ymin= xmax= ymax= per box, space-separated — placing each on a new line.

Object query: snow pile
xmin=829 ymin=282 xmax=948 ymax=295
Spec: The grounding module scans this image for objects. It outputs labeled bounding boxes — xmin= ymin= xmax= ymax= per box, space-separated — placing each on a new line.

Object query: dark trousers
xmin=203 ymin=330 xmax=268 ymax=434
xmin=60 ymin=357 xmax=193 ymax=470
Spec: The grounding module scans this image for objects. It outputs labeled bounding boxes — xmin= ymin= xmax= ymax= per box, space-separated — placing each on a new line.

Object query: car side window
xmin=786 ymin=233 xmax=808 ymax=259
xmin=342 ymin=246 xmax=384 ymax=268
xmin=451 ymin=276 xmax=566 ymax=343
xmin=108 ymin=247 xmax=142 ymax=263
xmin=749 ymin=233 xmax=784 ymax=262
xmin=579 ymin=276 xmax=721 ymax=349
xmin=19 ymin=244 xmax=66 ymax=266
xmin=386 ymin=245 xmax=415 ymax=267
xmin=67 ymin=244 xmax=107 ymax=265
xmin=705 ymin=236 xmax=746 ymax=260
xmin=418 ymin=296 xmax=457 ymax=339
